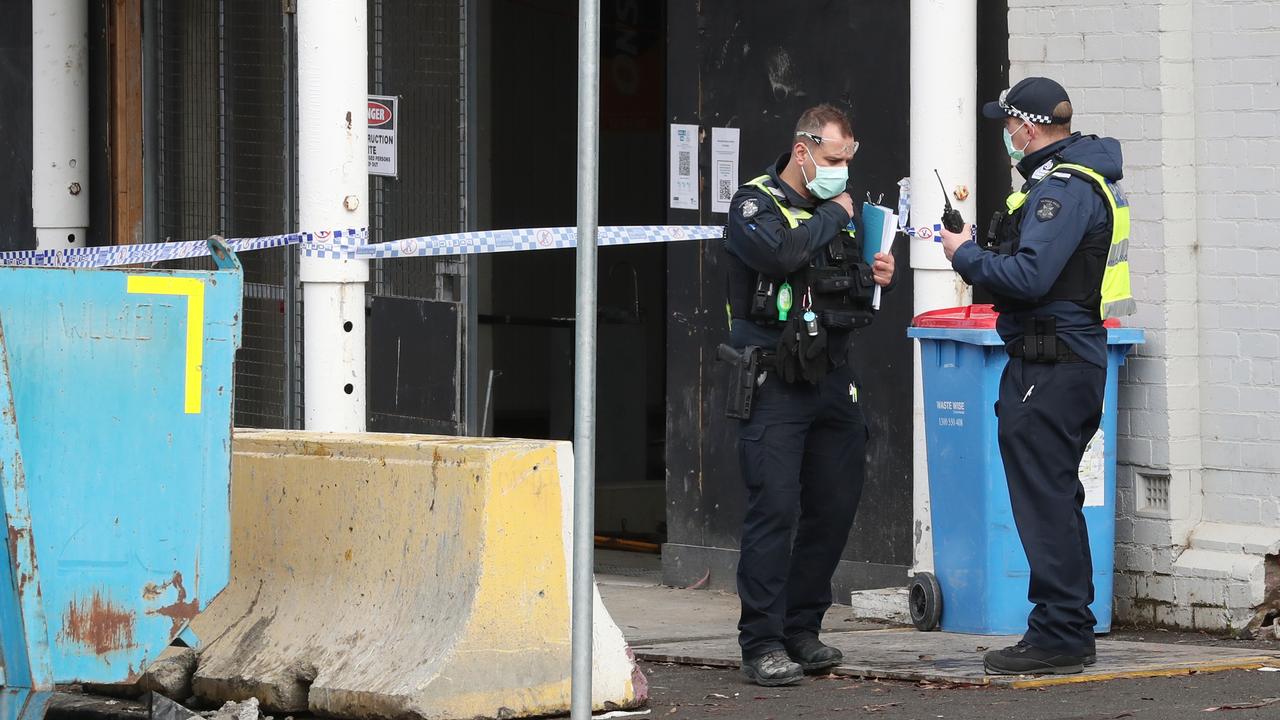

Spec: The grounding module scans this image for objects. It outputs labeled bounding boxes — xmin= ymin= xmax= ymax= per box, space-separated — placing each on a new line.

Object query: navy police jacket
xmin=952 ymin=133 xmax=1124 ymax=368
xmin=723 ymin=153 xmax=854 ymax=357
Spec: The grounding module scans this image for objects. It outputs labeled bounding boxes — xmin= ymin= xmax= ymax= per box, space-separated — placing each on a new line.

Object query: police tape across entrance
xmin=0 ymin=224 xmax=728 ymax=269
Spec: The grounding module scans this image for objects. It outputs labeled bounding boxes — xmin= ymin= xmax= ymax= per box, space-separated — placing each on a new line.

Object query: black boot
xmin=785 ymin=634 xmax=844 ymax=673
xmin=984 ymin=641 xmax=1083 ymax=675
xmin=741 ymin=649 xmax=803 ymax=687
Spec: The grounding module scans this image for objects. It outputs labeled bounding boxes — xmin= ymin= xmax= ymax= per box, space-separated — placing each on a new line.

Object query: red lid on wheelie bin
xmin=911 ymin=304 xmax=1121 ymax=329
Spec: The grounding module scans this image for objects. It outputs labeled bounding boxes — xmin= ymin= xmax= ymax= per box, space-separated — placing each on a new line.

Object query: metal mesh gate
xmin=152 ymin=0 xmax=468 ymax=432
xmin=369 ymin=0 xmax=467 ymax=303
xmin=367 ymin=0 xmax=471 ymax=434
xmin=154 ymin=0 xmax=301 ymax=429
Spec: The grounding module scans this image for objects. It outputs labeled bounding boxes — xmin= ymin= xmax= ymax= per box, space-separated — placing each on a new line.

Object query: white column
xmin=32 ymin=0 xmax=89 ymax=250
xmin=909 ymin=0 xmax=977 ymax=573
xmin=298 ymin=1 xmax=370 ymax=432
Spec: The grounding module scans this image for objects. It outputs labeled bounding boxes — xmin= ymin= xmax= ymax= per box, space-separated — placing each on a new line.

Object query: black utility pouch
xmin=717 ymin=343 xmax=760 ymax=419
xmin=749 ymin=277 xmax=779 ymax=322
xmin=1021 ymin=316 xmax=1059 ymax=362
xmin=820 ymin=308 xmax=874 ymax=331
xmin=983 ymin=211 xmax=1005 ymax=251
xmin=848 ymin=262 xmax=876 ymax=302
xmin=810 ymin=267 xmax=854 ymax=294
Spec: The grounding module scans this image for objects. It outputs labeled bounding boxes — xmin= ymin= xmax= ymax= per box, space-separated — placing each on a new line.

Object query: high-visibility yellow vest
xmin=1004 ymin=162 xmax=1134 ymax=319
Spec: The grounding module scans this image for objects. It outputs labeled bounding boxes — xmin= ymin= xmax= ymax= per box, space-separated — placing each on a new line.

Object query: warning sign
xmin=368 ymin=95 xmax=398 ymax=177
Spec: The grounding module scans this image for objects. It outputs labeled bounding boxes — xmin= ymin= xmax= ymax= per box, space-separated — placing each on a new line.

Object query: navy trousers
xmin=996 ymin=356 xmax=1105 ymax=657
xmin=736 ymin=364 xmax=868 ymax=660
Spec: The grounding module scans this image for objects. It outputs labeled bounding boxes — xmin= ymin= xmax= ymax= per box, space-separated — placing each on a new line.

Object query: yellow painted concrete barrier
xmin=185 ymin=430 xmax=645 ymax=719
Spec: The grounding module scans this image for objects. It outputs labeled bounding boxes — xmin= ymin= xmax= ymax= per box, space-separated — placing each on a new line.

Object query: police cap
xmin=982 ymin=77 xmax=1072 ymax=125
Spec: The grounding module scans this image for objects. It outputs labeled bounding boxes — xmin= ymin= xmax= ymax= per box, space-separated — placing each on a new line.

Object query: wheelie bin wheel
xmin=909 ymin=572 xmax=942 ymax=631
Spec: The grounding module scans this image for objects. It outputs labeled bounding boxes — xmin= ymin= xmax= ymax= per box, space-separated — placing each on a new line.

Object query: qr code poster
xmin=669 ymin=123 xmax=698 ymax=211
xmin=711 ymin=127 xmax=741 ymax=214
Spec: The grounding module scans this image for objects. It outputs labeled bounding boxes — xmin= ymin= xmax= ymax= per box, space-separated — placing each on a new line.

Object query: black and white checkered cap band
xmin=999 ymin=89 xmax=1053 ymax=125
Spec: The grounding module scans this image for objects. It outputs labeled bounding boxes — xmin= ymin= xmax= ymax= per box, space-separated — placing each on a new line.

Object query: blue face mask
xmin=1003 ymin=122 xmax=1030 ymax=161
xmin=800 ymin=150 xmax=848 ymax=200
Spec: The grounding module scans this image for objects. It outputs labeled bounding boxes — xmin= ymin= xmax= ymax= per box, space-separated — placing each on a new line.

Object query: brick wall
xmin=1008 ymin=0 xmax=1280 ymax=632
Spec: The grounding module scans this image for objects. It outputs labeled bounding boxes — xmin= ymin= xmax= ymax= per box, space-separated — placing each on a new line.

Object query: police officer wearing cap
xmin=939 ymin=77 xmax=1134 ymax=675
xmin=722 ymin=103 xmax=895 ymax=687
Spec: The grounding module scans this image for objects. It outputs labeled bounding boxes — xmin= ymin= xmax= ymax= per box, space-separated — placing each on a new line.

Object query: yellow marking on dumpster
xmin=126 ymin=276 xmax=205 ymax=414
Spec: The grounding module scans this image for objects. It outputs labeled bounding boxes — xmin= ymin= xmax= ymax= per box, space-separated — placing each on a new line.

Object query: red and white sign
xmin=368 ymin=95 xmax=398 ymax=177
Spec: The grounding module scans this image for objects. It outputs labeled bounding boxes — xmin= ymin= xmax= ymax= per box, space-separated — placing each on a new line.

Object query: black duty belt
xmin=1006 ymin=338 xmax=1086 ymax=363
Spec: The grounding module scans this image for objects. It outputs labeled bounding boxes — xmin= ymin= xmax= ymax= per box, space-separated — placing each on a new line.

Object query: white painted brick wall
xmin=1009 ymin=0 xmax=1280 ymax=633
xmin=1193 ymin=3 xmax=1280 ymax=505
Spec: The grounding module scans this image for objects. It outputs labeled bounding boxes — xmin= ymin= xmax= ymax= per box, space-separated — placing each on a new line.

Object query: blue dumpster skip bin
xmin=907 ymin=305 xmax=1143 ymax=635
xmin=0 ymin=240 xmax=241 ymax=716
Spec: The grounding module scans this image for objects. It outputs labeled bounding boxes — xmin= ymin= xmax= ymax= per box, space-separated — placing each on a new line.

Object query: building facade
xmin=1010 ymin=0 xmax=1280 ymax=633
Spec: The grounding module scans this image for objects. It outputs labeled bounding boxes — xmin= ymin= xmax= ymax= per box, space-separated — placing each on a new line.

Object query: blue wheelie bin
xmin=906 ymin=305 xmax=1143 ymax=635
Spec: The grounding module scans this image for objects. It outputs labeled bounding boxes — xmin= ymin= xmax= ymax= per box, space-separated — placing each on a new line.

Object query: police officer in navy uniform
xmin=723 ymin=104 xmax=895 ymax=687
xmin=940 ymin=77 xmax=1134 ymax=675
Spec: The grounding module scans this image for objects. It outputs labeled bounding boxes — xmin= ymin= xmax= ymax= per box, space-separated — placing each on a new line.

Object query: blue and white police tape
xmin=0 ymin=225 xmax=725 ymax=269
xmin=302 ymin=225 xmax=725 ymax=260
xmin=905 ymin=223 xmax=978 ymax=242
xmin=0 ymin=232 xmax=301 ymax=268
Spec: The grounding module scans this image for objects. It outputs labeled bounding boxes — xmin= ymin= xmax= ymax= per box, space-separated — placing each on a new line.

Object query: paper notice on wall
xmin=711 ymin=127 xmax=741 ymax=214
xmin=1080 ymin=429 xmax=1106 ymax=507
xmin=669 ymin=124 xmax=699 ymax=210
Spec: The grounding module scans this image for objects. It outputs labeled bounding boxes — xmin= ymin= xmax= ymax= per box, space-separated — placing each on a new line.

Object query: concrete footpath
xmin=595 ymin=553 xmax=1280 ymax=690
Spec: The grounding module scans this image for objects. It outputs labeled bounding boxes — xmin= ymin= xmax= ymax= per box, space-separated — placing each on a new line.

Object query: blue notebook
xmin=859 ymin=202 xmax=899 ymax=311
xmin=860 ymin=202 xmax=895 ymax=265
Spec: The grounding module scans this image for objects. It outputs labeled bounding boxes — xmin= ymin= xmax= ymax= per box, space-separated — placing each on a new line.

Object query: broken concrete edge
xmin=847 ymin=587 xmax=913 ymax=625
xmin=633 ymin=649 xmax=992 ymax=687
xmin=1006 ymin=657 xmax=1280 ymax=689
xmin=80 ymin=647 xmax=199 ymax=703
xmin=632 ymin=651 xmax=1280 ymax=689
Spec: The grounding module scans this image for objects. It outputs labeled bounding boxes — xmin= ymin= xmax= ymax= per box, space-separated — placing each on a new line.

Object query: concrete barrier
xmin=185 ymin=431 xmax=645 ymax=719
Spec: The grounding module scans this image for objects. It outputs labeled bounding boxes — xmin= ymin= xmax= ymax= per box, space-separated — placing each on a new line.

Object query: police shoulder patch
xmin=1035 ymin=197 xmax=1062 ymax=221
xmin=740 ymin=198 xmax=760 ymax=218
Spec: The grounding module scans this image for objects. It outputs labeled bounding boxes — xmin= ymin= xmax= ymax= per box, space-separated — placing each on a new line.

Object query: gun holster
xmin=718 ymin=343 xmax=761 ymax=420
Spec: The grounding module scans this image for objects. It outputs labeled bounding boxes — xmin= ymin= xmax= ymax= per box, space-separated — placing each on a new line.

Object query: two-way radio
xmin=934 ymin=169 xmax=965 ymax=233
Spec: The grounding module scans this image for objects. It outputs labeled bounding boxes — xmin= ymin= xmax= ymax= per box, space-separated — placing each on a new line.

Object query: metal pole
xmin=142 ymin=0 xmax=159 ymax=244
xmin=32 ymin=0 xmax=90 ymax=250
xmin=909 ymin=0 xmax=976 ymax=574
xmin=570 ymin=0 xmax=599 ymax=714
xmin=297 ymin=0 xmax=370 ymax=432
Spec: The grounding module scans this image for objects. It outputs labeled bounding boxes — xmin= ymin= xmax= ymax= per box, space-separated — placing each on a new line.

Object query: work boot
xmin=741 ymin=649 xmax=803 ymax=687
xmin=785 ymin=634 xmax=844 ymax=673
xmin=983 ymin=641 xmax=1084 ymax=676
